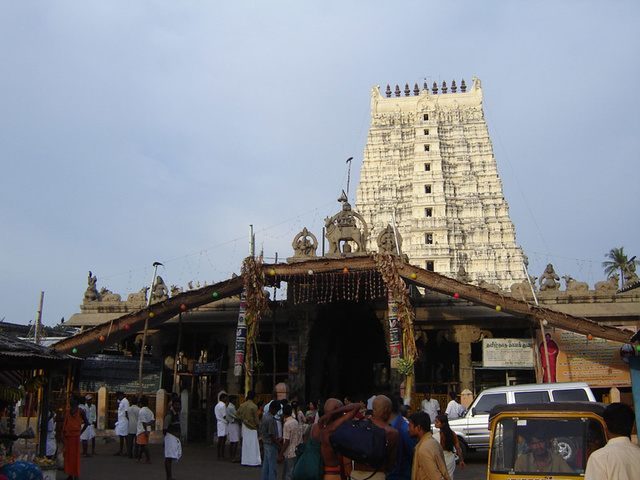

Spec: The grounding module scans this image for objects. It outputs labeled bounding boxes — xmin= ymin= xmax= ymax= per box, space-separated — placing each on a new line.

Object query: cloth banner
xmin=233 ymin=287 xmax=247 ymax=376
xmin=387 ymin=291 xmax=402 ymax=366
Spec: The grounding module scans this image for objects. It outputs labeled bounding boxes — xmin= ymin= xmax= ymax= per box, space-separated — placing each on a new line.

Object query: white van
xmin=445 ymin=382 xmax=596 ymax=458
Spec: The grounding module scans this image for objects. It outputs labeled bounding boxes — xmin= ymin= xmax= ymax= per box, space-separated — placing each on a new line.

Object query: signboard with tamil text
xmin=536 ymin=328 xmax=635 ymax=387
xmin=483 ymin=338 xmax=535 ymax=369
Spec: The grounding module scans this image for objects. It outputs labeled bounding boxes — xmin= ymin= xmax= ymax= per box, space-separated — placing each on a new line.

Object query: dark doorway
xmin=306 ymin=301 xmax=388 ymax=402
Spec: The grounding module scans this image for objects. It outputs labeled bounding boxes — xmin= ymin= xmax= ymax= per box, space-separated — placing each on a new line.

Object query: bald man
xmin=350 ymin=394 xmax=399 ymax=480
xmin=312 ymin=398 xmax=360 ymax=479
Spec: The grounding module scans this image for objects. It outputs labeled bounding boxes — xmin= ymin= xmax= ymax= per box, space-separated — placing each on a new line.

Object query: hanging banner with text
xmin=483 ymin=338 xmax=535 ymax=369
xmin=536 ymin=328 xmax=636 ymax=387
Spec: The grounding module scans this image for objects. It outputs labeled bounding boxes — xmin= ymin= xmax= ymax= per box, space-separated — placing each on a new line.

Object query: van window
xmin=474 ymin=393 xmax=507 ymax=414
xmin=553 ymin=389 xmax=589 ymax=402
xmin=514 ymin=391 xmax=550 ymax=404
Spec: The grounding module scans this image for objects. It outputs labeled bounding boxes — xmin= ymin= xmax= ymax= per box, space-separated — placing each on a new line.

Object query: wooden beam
xmin=53 ymin=277 xmax=245 ymax=357
xmin=262 ymin=256 xmax=634 ymax=344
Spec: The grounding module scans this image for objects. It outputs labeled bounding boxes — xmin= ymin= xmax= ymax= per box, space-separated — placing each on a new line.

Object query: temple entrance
xmin=306 ymin=301 xmax=388 ymax=402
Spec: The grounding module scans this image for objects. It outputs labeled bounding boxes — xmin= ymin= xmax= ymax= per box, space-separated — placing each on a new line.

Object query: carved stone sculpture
xmin=479 ymin=280 xmax=502 ymax=294
xmin=539 ymin=264 xmax=561 ymax=291
xmin=127 ymin=286 xmax=149 ymax=303
xmin=456 ymin=265 xmax=471 ymax=283
xmin=376 ymin=225 xmax=401 ymax=254
xmin=151 ymin=276 xmax=169 ymax=302
xmin=595 ymin=274 xmax=619 ymax=292
xmin=510 ymin=276 xmax=537 ymax=297
xmin=562 ymin=275 xmax=589 ymax=292
xmin=324 ymin=192 xmax=369 ymax=257
xmin=287 ymin=227 xmax=318 ymax=262
xmin=170 ymin=285 xmax=183 ymax=297
xmin=99 ymin=288 xmax=122 ymax=302
xmin=622 ymin=260 xmax=640 ymax=289
xmin=83 ymin=271 xmax=100 ymax=303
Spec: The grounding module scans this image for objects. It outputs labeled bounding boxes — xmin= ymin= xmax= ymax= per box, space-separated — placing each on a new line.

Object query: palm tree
xmin=603 ymin=247 xmax=629 ymax=284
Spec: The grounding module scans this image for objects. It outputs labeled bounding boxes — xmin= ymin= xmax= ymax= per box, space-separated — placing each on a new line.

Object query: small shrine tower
xmin=356 ymin=78 xmax=527 ymax=289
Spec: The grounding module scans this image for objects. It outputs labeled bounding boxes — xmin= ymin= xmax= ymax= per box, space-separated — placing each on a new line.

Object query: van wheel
xmin=456 ymin=437 xmax=468 ymax=462
xmin=556 ymin=437 xmax=577 ymax=463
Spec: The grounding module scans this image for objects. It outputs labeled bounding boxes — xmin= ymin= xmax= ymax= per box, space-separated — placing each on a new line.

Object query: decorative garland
xmin=374 ymin=253 xmax=418 ymax=362
xmin=241 ymin=256 xmax=270 ymax=377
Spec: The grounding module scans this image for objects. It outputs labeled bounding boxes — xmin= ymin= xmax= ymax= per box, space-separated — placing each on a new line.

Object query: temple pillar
xmin=459 ymin=342 xmax=473 ymax=392
xmin=445 ymin=325 xmax=484 ymax=392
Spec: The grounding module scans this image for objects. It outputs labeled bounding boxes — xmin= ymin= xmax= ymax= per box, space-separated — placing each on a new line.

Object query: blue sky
xmin=1 ymin=1 xmax=639 ymax=326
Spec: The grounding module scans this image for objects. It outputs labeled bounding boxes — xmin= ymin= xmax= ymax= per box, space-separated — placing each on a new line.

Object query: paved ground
xmin=50 ymin=443 xmax=488 ymax=480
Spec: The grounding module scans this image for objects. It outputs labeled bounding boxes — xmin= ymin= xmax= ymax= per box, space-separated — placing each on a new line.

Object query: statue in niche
xmin=83 ymin=271 xmax=100 ymax=302
xmin=377 ymin=225 xmax=400 ymax=254
xmin=288 ymin=227 xmax=318 ymax=262
xmin=324 ymin=192 xmax=369 ymax=257
xmin=151 ymin=276 xmax=169 ymax=302
xmin=539 ymin=264 xmax=561 ymax=291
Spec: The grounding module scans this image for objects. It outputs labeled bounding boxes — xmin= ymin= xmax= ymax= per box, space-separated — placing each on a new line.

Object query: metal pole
xmin=138 ymin=262 xmax=162 ymax=396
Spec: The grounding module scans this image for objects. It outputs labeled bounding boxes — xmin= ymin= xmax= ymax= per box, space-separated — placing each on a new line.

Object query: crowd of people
xmin=213 ymin=390 xmax=468 ymax=480
xmin=27 ymin=388 xmax=638 ymax=480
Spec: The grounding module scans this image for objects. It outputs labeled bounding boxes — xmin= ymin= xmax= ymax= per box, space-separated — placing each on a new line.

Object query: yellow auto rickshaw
xmin=487 ymin=402 xmax=608 ymax=479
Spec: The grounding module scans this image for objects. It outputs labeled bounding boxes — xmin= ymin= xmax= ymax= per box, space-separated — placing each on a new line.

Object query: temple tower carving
xmin=356 ymin=78 xmax=527 ymax=289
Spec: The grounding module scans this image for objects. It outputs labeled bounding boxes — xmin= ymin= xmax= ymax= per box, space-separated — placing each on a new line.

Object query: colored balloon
xmin=410 ymin=273 xmax=417 ymax=279
xmin=72 ymin=348 xmax=78 ymax=354
xmin=124 ymin=325 xmax=131 ymax=330
xmin=453 ymin=293 xmax=460 ymax=299
xmin=343 ymin=268 xmax=349 ymax=274
xmin=587 ymin=334 xmax=593 ymax=341
xmin=181 ymin=305 xmax=187 ymax=311
xmin=212 ymin=292 xmax=218 ymax=297
xmin=149 ymin=312 xmax=154 ymax=318
xmin=99 ymin=336 xmax=105 ymax=342
xmin=495 ymin=305 xmax=502 ymax=311
xmin=270 ymin=269 xmax=276 ymax=276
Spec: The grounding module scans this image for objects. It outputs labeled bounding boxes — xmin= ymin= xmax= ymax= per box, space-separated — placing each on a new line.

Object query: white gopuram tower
xmin=356 ymin=78 xmax=527 ymax=289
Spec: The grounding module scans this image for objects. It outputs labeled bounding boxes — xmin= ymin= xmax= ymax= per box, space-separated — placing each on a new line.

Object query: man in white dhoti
xmin=114 ymin=391 xmax=129 ymax=456
xmin=164 ymin=394 xmax=182 ymax=480
xmin=236 ymin=390 xmax=261 ymax=466
xmin=80 ymin=395 xmax=97 ymax=456
xmin=226 ymin=395 xmax=241 ymax=462
xmin=215 ymin=392 xmax=228 ymax=460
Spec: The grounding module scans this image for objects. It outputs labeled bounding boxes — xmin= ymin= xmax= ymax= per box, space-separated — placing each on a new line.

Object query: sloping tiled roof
xmin=0 ymin=331 xmax=74 ymax=369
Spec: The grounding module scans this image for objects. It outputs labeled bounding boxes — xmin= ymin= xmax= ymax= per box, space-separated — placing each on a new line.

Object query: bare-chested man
xmin=312 ymin=398 xmax=360 ymax=479
xmin=350 ymin=395 xmax=399 ymax=480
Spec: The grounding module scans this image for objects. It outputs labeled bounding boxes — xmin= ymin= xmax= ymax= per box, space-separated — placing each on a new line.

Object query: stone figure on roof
xmin=287 ymin=227 xmax=318 ymax=263
xmin=83 ymin=271 xmax=100 ymax=303
xmin=152 ymin=276 xmax=169 ymax=302
xmin=377 ymin=225 xmax=400 ymax=255
xmin=539 ymin=264 xmax=561 ymax=291
xmin=324 ymin=192 xmax=369 ymax=257
xmin=621 ymin=258 xmax=639 ymax=289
